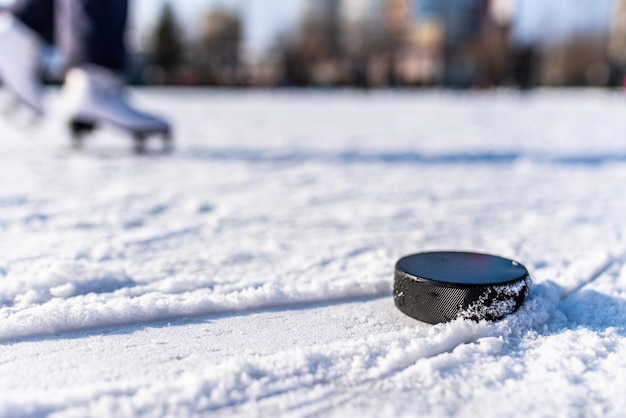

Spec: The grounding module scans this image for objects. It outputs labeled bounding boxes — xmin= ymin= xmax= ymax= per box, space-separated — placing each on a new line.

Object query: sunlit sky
xmin=512 ymin=0 xmax=615 ymax=45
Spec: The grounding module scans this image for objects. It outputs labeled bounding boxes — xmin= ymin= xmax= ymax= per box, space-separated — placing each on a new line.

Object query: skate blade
xmin=62 ymin=144 xmax=173 ymax=159
xmin=99 ymin=131 xmax=174 ymax=156
xmin=66 ymin=122 xmax=174 ymax=157
xmin=133 ymin=130 xmax=174 ymax=155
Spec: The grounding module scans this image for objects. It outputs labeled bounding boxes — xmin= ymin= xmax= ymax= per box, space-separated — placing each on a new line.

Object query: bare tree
xmin=193 ymin=8 xmax=243 ymax=85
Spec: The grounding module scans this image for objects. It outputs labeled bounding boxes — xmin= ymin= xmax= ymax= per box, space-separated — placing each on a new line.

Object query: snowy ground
xmin=1 ymin=89 xmax=626 ymax=417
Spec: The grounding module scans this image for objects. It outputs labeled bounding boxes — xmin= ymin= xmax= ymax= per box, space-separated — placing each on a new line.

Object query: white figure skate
xmin=61 ymin=65 xmax=172 ymax=153
xmin=0 ymin=12 xmax=43 ymax=117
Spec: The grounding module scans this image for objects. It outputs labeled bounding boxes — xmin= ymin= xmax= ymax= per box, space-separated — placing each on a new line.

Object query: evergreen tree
xmin=150 ymin=2 xmax=185 ymax=74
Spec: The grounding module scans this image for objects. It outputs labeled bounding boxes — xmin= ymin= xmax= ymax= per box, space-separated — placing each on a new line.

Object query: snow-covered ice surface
xmin=2 ymin=89 xmax=626 ymax=417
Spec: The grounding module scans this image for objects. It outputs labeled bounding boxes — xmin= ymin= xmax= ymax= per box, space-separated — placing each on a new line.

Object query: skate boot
xmin=0 ymin=12 xmax=43 ymax=117
xmin=61 ymin=65 xmax=172 ymax=153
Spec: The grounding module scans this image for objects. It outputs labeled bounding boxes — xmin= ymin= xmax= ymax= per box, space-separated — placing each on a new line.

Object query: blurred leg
xmin=0 ymin=0 xmax=49 ymax=114
xmin=10 ymin=0 xmax=54 ymax=44
xmin=56 ymin=0 xmax=171 ymax=149
xmin=56 ymin=0 xmax=128 ymax=72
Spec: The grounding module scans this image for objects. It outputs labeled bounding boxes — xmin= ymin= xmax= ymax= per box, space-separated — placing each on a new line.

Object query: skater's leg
xmin=57 ymin=0 xmax=170 ymax=150
xmin=56 ymin=0 xmax=128 ymax=72
xmin=10 ymin=0 xmax=55 ymax=44
xmin=12 ymin=0 xmax=128 ymax=71
xmin=57 ymin=0 xmax=171 ymax=151
xmin=0 ymin=0 xmax=50 ymax=114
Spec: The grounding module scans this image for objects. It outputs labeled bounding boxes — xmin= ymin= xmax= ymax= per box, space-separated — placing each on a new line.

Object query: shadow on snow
xmin=559 ymin=289 xmax=626 ymax=334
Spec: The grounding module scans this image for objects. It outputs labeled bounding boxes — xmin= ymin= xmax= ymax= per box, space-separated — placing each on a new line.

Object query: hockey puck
xmin=394 ymin=251 xmax=531 ymax=324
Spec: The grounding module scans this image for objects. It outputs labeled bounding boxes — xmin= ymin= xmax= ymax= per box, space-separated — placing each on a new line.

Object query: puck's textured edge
xmin=393 ymin=253 xmax=532 ymax=324
xmin=458 ymin=275 xmax=532 ymax=322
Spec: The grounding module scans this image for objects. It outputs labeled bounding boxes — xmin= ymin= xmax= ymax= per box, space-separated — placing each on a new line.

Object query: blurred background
xmin=4 ymin=0 xmax=626 ymax=89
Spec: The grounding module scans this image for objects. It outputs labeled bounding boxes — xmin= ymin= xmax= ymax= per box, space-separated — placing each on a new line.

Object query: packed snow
xmin=1 ymin=89 xmax=626 ymax=417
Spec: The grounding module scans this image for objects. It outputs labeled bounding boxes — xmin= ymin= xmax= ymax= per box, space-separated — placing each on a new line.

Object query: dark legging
xmin=11 ymin=0 xmax=128 ymax=72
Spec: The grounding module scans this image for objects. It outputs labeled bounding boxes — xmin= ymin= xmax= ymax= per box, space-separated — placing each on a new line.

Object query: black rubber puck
xmin=394 ymin=251 xmax=531 ymax=324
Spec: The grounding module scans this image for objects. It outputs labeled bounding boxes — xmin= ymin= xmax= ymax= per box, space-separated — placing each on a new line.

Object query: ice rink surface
xmin=1 ymin=89 xmax=626 ymax=417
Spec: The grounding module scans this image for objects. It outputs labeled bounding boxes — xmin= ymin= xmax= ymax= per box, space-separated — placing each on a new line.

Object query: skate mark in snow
xmin=0 ymin=291 xmax=391 ymax=343
xmin=121 ymin=226 xmax=200 ymax=248
xmin=0 ymin=284 xmax=559 ymax=417
xmin=560 ymin=252 xmax=626 ymax=299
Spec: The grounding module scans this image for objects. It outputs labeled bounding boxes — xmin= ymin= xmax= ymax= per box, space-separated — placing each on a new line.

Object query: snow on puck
xmin=394 ymin=251 xmax=531 ymax=324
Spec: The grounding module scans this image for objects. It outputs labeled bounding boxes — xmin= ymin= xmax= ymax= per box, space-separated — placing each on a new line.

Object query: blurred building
xmin=340 ymin=0 xmax=384 ymax=54
xmin=302 ymin=0 xmax=341 ymax=20
xmin=385 ymin=0 xmax=412 ymax=36
xmin=290 ymin=0 xmax=498 ymax=87
xmin=299 ymin=0 xmax=341 ymax=53
xmin=397 ymin=0 xmax=489 ymax=86
xmin=489 ymin=0 xmax=513 ymax=26
xmin=391 ymin=1 xmax=443 ymax=85
xmin=470 ymin=0 xmax=513 ymax=86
